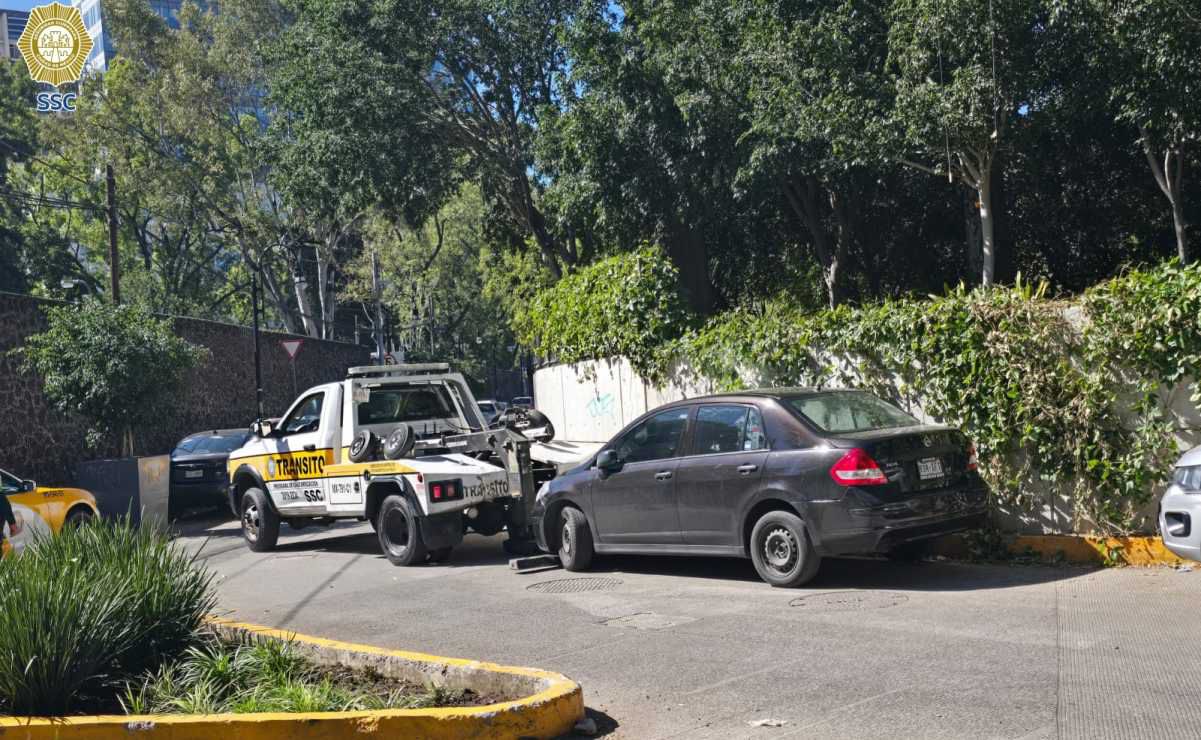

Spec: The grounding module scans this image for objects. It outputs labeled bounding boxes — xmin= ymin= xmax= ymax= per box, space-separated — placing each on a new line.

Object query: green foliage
xmin=533 ymin=261 xmax=1201 ymax=533
xmin=512 ymin=246 xmax=696 ymax=378
xmin=16 ymin=299 xmax=207 ymax=452
xmin=0 ymin=518 xmax=215 ymax=716
xmin=121 ymin=637 xmax=468 ymax=715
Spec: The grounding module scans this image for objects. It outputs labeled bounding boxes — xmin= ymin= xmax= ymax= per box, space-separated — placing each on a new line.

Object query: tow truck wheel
xmin=241 ymin=488 xmax=279 ymax=552
xmin=377 ymin=494 xmax=428 ymax=566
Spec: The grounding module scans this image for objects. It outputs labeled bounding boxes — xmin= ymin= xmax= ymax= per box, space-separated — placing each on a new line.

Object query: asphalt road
xmin=177 ymin=515 xmax=1201 ymax=739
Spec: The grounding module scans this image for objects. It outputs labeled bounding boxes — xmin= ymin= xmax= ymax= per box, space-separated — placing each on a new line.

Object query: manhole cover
xmin=789 ymin=591 xmax=908 ymax=612
xmin=527 ymin=577 xmax=623 ymax=594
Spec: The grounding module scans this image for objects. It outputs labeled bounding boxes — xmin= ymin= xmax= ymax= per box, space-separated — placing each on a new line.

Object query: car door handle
xmin=737 ymin=464 xmax=758 ymax=475
xmin=655 ymin=471 xmax=673 ymax=481
xmin=303 ymin=444 xmax=316 ymax=451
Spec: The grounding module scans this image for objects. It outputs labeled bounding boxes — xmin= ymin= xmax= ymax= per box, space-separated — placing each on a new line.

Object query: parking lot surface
xmin=179 ymin=516 xmax=1201 ymax=739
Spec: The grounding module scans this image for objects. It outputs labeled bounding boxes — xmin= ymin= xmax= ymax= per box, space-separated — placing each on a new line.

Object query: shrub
xmin=0 ymin=519 xmax=215 ymax=716
xmin=121 ymin=638 xmax=468 ymax=715
xmin=15 ymin=298 xmax=207 ymax=454
xmin=511 ymin=245 xmax=696 ymax=378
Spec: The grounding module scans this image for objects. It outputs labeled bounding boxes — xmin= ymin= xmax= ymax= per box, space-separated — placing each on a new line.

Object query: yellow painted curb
xmin=932 ymin=534 xmax=1187 ymax=566
xmin=0 ymin=618 xmax=584 ymax=740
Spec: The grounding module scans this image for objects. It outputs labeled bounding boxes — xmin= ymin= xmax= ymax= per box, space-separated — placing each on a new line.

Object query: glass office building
xmin=0 ymin=8 xmax=28 ymax=62
xmin=75 ymin=0 xmax=184 ymax=74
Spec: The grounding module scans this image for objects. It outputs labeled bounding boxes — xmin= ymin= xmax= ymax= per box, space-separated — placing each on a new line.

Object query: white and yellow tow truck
xmin=225 ymin=363 xmax=576 ymax=565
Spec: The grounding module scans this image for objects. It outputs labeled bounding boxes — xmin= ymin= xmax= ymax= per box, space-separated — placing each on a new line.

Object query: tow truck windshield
xmin=357 ymin=386 xmax=458 ymax=425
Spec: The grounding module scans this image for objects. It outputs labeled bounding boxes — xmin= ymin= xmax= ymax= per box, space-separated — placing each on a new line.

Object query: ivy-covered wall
xmin=0 ymin=292 xmax=369 ymax=485
xmin=521 ymin=252 xmax=1201 ymax=535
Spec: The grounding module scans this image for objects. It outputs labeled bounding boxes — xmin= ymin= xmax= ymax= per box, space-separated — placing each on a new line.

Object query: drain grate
xmin=527 ymin=577 xmax=623 ymax=594
xmin=789 ymin=591 xmax=908 ymax=612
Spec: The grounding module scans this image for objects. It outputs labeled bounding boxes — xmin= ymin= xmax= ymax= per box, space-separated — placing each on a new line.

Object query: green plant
xmin=14 ymin=298 xmax=207 ymax=454
xmin=512 ymin=245 xmax=697 ymax=379
xmin=0 ymin=518 xmax=215 ymax=716
xmin=122 ymin=638 xmax=470 ymax=715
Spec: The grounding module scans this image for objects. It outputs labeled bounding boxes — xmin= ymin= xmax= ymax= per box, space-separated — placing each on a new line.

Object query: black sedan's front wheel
xmin=558 ymin=507 xmax=594 ymax=571
xmin=750 ymin=510 xmax=821 ymax=587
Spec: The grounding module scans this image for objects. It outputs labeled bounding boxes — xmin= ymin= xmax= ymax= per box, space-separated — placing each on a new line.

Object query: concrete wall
xmin=533 ymin=357 xmax=1201 ymax=535
xmin=0 ymin=292 xmax=370 ymax=485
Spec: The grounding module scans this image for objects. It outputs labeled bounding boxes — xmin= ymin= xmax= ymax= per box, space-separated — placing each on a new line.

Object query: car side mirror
xmin=21 ymin=479 xmax=35 ymax=493
xmin=250 ymin=419 xmax=275 ymax=438
xmin=596 ymin=450 xmax=622 ymax=475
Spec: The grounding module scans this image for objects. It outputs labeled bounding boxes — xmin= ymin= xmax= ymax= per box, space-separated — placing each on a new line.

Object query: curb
xmin=930 ymin=534 xmax=1187 ymax=566
xmin=0 ymin=618 xmax=584 ymax=740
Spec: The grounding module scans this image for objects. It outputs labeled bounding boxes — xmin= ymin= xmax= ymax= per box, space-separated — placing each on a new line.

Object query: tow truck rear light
xmin=429 ymin=479 xmax=463 ymax=502
xmin=829 ymin=448 xmax=888 ymax=486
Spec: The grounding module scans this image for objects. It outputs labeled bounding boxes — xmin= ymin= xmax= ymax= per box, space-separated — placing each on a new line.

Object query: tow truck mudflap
xmin=422 ymin=511 xmax=465 ymax=549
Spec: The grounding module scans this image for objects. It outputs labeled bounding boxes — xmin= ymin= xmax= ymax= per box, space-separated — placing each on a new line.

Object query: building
xmin=0 ymin=8 xmax=28 ymax=62
xmin=74 ymin=0 xmax=184 ymax=74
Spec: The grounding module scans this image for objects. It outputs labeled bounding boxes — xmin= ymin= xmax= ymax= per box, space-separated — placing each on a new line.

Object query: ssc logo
xmin=36 ymin=92 xmax=76 ymax=112
xmin=17 ymin=3 xmax=94 ymax=88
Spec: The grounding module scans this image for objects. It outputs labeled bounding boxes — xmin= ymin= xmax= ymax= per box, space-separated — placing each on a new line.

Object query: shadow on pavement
xmin=585 ymin=552 xmax=1097 ymax=592
xmin=555 ymin=708 xmax=620 ymax=739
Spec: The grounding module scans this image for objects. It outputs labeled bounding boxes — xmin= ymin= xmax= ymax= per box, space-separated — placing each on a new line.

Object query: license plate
xmin=917 ymin=457 xmax=944 ymax=480
xmin=184 ymin=469 xmax=204 ymax=479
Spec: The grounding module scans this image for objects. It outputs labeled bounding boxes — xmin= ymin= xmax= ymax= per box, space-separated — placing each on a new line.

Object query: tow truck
xmin=225 ymin=363 xmax=575 ymax=565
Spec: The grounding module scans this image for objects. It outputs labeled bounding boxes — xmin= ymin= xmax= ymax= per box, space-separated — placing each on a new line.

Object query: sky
xmin=3 ymin=1 xmax=44 ymax=12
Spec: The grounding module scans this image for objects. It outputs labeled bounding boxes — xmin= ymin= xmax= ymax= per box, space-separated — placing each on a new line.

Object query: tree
xmin=16 ymin=299 xmax=206 ymax=455
xmin=83 ymin=0 xmax=350 ymax=337
xmin=272 ymin=0 xmax=597 ymax=280
xmin=0 ymin=62 xmax=42 ymax=293
xmin=1092 ymin=0 xmax=1201 ymax=263
xmin=343 ymin=185 xmax=522 ymax=386
xmin=886 ymin=0 xmax=1046 ymax=285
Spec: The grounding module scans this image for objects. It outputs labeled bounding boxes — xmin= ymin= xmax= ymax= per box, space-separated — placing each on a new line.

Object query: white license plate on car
xmin=917 ymin=457 xmax=944 ymax=480
xmin=184 ymin=470 xmax=204 ymax=479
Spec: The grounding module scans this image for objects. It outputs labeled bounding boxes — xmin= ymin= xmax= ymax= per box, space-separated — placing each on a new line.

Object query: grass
xmin=120 ymin=637 xmax=475 ymax=715
xmin=0 ymin=518 xmax=215 ymax=716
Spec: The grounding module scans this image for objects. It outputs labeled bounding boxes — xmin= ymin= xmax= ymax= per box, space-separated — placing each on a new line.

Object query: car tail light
xmin=966 ymin=443 xmax=979 ymax=472
xmin=829 ymin=448 xmax=888 ymax=486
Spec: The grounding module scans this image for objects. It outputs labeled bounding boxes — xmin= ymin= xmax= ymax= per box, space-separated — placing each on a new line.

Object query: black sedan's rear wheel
xmin=750 ymin=511 xmax=821 ymax=587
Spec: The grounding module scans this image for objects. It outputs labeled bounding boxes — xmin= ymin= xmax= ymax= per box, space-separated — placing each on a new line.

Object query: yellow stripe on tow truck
xmin=227 ymin=449 xmax=336 ymax=482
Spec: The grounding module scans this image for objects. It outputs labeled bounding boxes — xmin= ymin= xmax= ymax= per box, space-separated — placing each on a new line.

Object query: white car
xmin=1160 ymin=445 xmax=1201 ymax=561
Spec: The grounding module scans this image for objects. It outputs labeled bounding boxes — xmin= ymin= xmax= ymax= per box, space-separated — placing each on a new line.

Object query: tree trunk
xmin=1140 ymin=129 xmax=1190 ymax=264
xmin=1172 ymin=195 xmax=1190 ymax=264
xmin=978 ymin=164 xmax=995 ymax=287
xmin=316 ymin=247 xmax=335 ymax=340
xmin=781 ymin=175 xmax=843 ymax=308
xmin=292 ymin=268 xmax=318 ymax=337
xmin=665 ymin=216 xmax=718 ymax=315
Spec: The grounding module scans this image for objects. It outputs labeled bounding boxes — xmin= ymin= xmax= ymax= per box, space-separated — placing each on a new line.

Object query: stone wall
xmin=0 ymin=292 xmax=369 ymax=485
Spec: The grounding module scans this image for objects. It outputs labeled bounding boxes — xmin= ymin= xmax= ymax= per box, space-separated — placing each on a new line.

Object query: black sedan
xmin=170 ymin=429 xmax=251 ymax=514
xmin=531 ymin=389 xmax=988 ymax=587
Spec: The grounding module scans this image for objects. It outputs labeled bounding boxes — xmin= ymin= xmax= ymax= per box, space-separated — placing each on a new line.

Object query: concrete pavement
xmin=177 ymin=516 xmax=1201 ymax=739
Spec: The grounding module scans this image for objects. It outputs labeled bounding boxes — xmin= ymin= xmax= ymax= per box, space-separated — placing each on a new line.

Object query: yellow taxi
xmin=0 ymin=467 xmax=99 ymax=557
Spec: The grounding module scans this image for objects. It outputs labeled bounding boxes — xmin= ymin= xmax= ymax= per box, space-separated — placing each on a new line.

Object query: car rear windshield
xmin=176 ymin=433 xmax=249 ymax=455
xmin=787 ymin=392 xmax=919 ymax=434
xmin=358 ymin=385 xmax=457 ymax=425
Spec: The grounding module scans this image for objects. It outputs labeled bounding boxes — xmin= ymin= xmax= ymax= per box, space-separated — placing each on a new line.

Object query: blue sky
xmin=3 ymin=1 xmax=44 ymax=12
